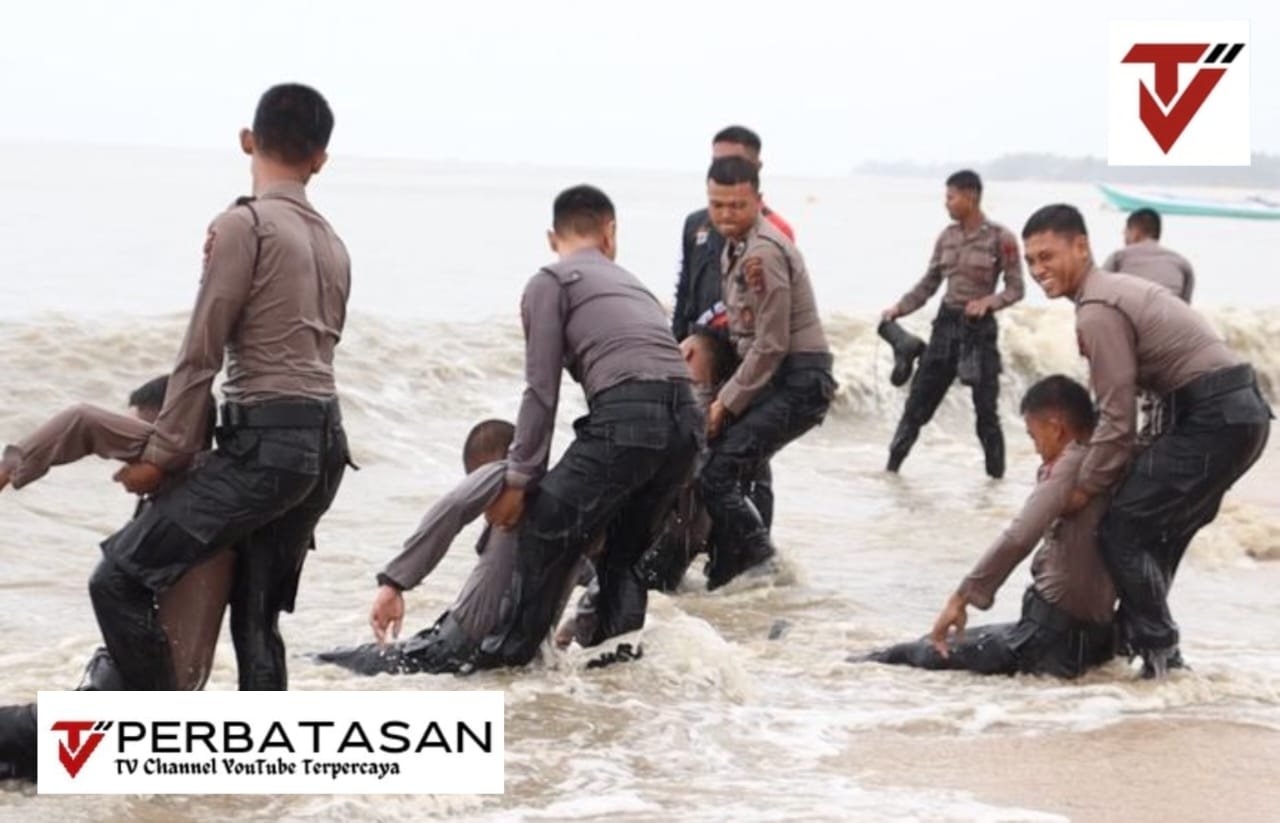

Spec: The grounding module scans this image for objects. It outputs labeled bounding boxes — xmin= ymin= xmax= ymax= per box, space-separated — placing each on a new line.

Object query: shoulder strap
xmin=234 ymin=195 xmax=263 ymax=276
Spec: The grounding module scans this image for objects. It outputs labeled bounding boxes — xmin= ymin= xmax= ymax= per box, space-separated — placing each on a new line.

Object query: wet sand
xmin=855 ymin=719 xmax=1280 ymax=822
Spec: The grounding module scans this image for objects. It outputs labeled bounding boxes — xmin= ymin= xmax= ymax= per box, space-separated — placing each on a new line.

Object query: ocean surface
xmin=0 ymin=143 xmax=1277 ymax=822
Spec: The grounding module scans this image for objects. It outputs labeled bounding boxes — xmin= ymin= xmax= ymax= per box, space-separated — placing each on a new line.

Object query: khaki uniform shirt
xmin=896 ymin=219 xmax=1025 ymax=315
xmin=1101 ymin=240 xmax=1195 ymax=303
xmin=960 ymin=442 xmax=1116 ymax=624
xmin=508 ymin=248 xmax=688 ymax=489
xmin=1074 ymin=268 xmax=1239 ymax=494
xmin=718 ymin=216 xmax=829 ymax=416
xmin=143 ymin=181 xmax=351 ymax=471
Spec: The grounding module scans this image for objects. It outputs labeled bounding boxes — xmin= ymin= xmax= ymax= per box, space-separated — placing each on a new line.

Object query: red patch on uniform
xmin=1002 ymin=238 xmax=1018 ymax=261
xmin=743 ymin=256 xmax=766 ymax=293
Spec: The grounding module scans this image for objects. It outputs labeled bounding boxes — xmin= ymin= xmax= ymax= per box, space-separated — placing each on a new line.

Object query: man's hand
xmin=964 ymin=296 xmax=996 ymax=318
xmin=707 ymin=399 xmax=729 ymax=440
xmin=881 ymin=304 xmax=900 ymax=323
xmin=369 ymin=584 xmax=405 ymax=646
xmin=114 ymin=462 xmax=164 ymax=495
xmin=486 ymin=485 xmax=526 ymax=530
xmin=0 ymin=466 xmax=10 ymax=493
xmin=930 ymin=592 xmax=969 ymax=657
xmin=1064 ymin=488 xmax=1091 ymax=515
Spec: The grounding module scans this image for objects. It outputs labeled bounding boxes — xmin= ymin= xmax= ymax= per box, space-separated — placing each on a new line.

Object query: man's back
xmin=538 ymin=248 xmax=687 ymax=399
xmin=222 ymin=183 xmax=351 ymax=403
xmin=1100 ymin=239 xmax=1194 ymax=303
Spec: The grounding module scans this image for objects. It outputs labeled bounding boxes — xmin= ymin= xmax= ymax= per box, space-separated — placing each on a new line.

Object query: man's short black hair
xmin=552 ymin=185 xmax=616 ymax=236
xmin=707 ymin=156 xmax=760 ymax=191
xmin=1020 ymin=375 xmax=1097 ymax=432
xmin=129 ymin=375 xmax=217 ymax=450
xmin=946 ymin=169 xmax=982 ymax=196
xmin=1126 ymin=208 xmax=1162 ymax=240
xmin=1022 ymin=203 xmax=1089 ymax=240
xmin=689 ymin=330 xmax=739 ymax=386
xmin=128 ymin=375 xmax=168 ymax=411
xmin=463 ymin=419 xmax=515 ymax=471
xmin=253 ymin=83 xmax=335 ymax=164
xmin=712 ymin=125 xmax=762 ymax=155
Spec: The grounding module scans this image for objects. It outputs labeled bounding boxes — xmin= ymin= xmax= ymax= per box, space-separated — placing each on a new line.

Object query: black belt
xmin=589 ymin=379 xmax=694 ymax=410
xmin=1169 ymin=364 xmax=1256 ymax=411
xmin=220 ymin=397 xmax=341 ymax=429
xmin=778 ymin=352 xmax=834 ymax=373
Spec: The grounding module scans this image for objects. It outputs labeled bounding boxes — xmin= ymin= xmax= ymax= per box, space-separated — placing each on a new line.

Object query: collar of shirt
xmin=256 ymin=179 xmax=311 ymax=206
xmin=1071 ymin=266 xmax=1104 ymax=306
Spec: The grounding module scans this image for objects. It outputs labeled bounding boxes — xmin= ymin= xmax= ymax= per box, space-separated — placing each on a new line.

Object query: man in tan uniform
xmin=97 ymin=83 xmax=352 ymax=691
xmin=1022 ymin=203 xmax=1271 ymax=677
xmin=699 ymin=156 xmax=835 ymax=589
xmin=1101 ymin=208 xmax=1195 ymax=302
xmin=0 ymin=377 xmax=228 ymax=781
xmin=882 ymin=170 xmax=1025 ymax=478
xmin=1101 ymin=208 xmax=1196 ymax=443
xmin=858 ymin=376 xmax=1116 ymax=678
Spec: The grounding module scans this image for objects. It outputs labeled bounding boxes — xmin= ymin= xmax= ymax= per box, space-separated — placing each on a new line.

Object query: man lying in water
xmin=316 ymin=419 xmax=593 ymax=676
xmin=852 ymin=375 xmax=1117 ymax=679
xmin=0 ymin=377 xmax=231 ymax=782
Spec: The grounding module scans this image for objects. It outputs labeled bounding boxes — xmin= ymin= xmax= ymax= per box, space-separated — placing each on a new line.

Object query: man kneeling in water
xmin=317 ymin=419 xmax=591 ymax=675
xmin=854 ymin=375 xmax=1117 ymax=678
xmin=0 ymin=377 xmax=231 ymax=781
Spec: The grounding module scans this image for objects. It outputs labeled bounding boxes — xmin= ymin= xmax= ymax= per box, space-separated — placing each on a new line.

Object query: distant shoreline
xmin=855 ymin=153 xmax=1280 ymax=190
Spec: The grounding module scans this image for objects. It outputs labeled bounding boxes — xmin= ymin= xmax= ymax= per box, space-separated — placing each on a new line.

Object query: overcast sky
xmin=1 ymin=0 xmax=1274 ymax=175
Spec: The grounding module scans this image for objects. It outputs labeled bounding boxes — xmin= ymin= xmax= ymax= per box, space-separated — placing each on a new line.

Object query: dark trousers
xmin=699 ymin=356 xmax=835 ymax=586
xmin=90 ymin=401 xmax=348 ymax=690
xmin=0 ymin=705 xmax=37 ymax=781
xmin=889 ymin=306 xmax=1004 ymax=477
xmin=1100 ymin=368 xmax=1271 ymax=652
xmin=478 ymin=381 xmax=702 ymax=668
xmin=866 ymin=588 xmax=1115 ymax=679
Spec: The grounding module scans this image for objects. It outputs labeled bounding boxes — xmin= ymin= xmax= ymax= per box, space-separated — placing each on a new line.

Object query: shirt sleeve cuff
xmin=504 ymin=467 xmax=533 ymax=490
xmin=376 ymin=572 xmax=407 ymax=591
xmin=719 ymin=383 xmax=750 ymax=417
xmin=958 ymin=581 xmax=994 ymax=610
xmin=2 ymin=445 xmax=26 ymax=487
xmin=140 ymin=438 xmax=188 ymax=473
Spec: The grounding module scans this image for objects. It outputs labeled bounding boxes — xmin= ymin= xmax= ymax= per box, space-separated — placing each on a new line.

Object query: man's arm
xmin=379 ymin=464 xmax=505 ymax=591
xmin=505 ymin=271 xmax=565 ymax=491
xmin=141 ymin=210 xmax=257 ymax=472
xmin=672 ymin=213 xmax=699 ymax=341
xmin=958 ymin=461 xmax=1075 ymax=609
xmin=1076 ymin=305 xmax=1139 ymax=496
xmin=2 ymin=404 xmax=151 ymax=490
xmin=988 ymin=228 xmax=1025 ymax=311
xmin=717 ymin=245 xmax=792 ymax=417
xmin=889 ymin=234 xmax=945 ymax=318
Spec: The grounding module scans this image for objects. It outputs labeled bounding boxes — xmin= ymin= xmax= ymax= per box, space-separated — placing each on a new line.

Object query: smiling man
xmin=697 ymin=155 xmax=835 ymax=590
xmin=1020 ymin=203 xmax=1271 ymax=678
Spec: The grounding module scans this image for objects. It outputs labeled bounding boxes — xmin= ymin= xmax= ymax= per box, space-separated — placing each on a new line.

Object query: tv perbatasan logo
xmin=38 ymin=690 xmax=504 ymax=795
xmin=1108 ymin=21 xmax=1250 ymax=166
xmin=50 ymin=720 xmax=112 ymax=778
